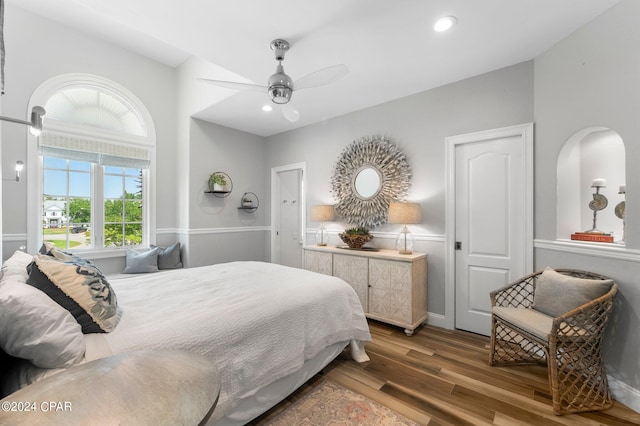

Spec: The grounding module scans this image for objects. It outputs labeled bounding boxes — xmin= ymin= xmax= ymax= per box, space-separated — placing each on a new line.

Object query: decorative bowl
xmin=339 ymin=232 xmax=373 ymax=249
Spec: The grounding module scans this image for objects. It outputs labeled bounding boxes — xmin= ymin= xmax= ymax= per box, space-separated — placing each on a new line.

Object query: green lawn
xmin=44 ymin=239 xmax=82 ymax=250
xmin=43 ymin=228 xmax=70 ymax=235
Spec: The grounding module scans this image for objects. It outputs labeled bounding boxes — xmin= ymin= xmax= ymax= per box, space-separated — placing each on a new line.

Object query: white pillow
xmin=0 ymin=278 xmax=86 ymax=368
xmin=0 ymin=250 xmax=33 ymax=285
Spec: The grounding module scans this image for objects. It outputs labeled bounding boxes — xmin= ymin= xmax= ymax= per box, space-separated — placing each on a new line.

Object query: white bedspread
xmin=85 ymin=261 xmax=371 ymax=421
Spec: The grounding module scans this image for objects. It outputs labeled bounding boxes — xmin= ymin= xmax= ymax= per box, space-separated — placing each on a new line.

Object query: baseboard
xmin=425 ymin=312 xmax=446 ymax=329
xmin=609 ymin=376 xmax=640 ymax=413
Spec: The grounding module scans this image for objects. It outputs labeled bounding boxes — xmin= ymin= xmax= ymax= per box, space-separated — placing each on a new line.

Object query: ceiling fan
xmin=199 ymin=39 xmax=348 ymax=122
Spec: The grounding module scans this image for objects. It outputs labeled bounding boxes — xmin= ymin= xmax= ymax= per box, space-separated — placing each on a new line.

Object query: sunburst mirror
xmin=330 ymin=135 xmax=411 ymax=227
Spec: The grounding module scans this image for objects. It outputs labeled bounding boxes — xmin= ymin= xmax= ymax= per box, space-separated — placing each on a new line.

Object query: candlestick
xmin=591 ymin=178 xmax=606 ymax=188
xmin=585 ymin=185 xmax=608 ymax=234
xmin=619 ymin=184 xmax=626 ymax=194
xmin=615 ymin=190 xmax=626 ymax=243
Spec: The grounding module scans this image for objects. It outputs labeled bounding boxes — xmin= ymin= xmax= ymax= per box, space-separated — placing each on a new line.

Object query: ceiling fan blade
xmin=198 ymin=78 xmax=266 ymax=93
xmin=294 ymin=64 xmax=349 ymax=91
xmin=280 ymin=103 xmax=300 ymax=122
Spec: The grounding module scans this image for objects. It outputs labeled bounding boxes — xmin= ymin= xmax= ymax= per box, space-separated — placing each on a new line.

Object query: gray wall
xmin=1 ymin=4 xmax=178 ymax=259
xmin=265 ymin=61 xmax=534 ymax=316
xmin=533 ymin=0 xmax=640 ymax=403
xmin=182 ymin=119 xmax=268 ymax=267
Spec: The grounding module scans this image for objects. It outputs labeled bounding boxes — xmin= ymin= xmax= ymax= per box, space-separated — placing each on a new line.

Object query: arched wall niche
xmin=557 ymin=127 xmax=626 ymax=243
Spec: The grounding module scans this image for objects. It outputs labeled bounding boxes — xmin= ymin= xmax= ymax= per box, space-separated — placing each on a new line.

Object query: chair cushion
xmin=532 ymin=267 xmax=613 ymax=318
xmin=493 ymin=307 xmax=553 ymax=340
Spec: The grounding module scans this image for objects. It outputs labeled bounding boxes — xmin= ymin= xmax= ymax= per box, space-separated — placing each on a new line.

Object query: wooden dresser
xmin=303 ymin=245 xmax=428 ymax=336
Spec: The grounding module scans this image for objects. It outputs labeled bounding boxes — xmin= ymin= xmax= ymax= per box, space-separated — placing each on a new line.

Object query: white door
xmin=447 ymin=124 xmax=533 ymax=336
xmin=271 ymin=163 xmax=306 ymax=268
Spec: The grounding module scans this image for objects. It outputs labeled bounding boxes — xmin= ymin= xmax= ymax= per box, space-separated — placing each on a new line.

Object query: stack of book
xmin=570 ymin=232 xmax=614 ymax=243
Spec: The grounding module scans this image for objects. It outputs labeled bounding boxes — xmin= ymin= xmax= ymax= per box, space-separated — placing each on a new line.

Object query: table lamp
xmin=311 ymin=205 xmax=335 ymax=246
xmin=388 ymin=202 xmax=421 ymax=254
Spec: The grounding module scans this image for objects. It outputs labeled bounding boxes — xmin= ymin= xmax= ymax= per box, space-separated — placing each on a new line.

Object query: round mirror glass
xmin=354 ymin=166 xmax=381 ymax=199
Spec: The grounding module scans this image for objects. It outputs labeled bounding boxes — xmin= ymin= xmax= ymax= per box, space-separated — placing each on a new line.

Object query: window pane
xmin=104 ymin=175 xmax=123 ymax=199
xmin=124 ymin=200 xmax=142 ymax=222
xmin=104 ymin=166 xmax=122 ymax=175
xmin=69 ymin=172 xmax=90 ymax=197
xmin=69 ymin=160 xmax=90 ymax=172
xmin=43 ymin=170 xmax=67 ymax=197
xmin=104 ymin=199 xmax=123 ymax=222
xmin=104 ymin=223 xmax=124 ymax=247
xmin=124 ymin=224 xmax=142 ymax=246
xmin=68 ymin=198 xmax=91 ymax=225
xmin=43 ymin=157 xmax=67 ymax=169
xmin=125 ymin=175 xmax=141 ymax=197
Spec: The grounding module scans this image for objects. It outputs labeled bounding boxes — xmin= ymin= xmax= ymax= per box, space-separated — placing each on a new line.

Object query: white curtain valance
xmin=39 ymin=133 xmax=151 ymax=169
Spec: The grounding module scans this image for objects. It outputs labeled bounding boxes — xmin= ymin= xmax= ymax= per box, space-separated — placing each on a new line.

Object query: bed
xmin=0 ymin=250 xmax=371 ymax=425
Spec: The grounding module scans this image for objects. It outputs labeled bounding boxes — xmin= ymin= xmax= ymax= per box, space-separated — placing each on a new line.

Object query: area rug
xmin=265 ymin=380 xmax=419 ymax=426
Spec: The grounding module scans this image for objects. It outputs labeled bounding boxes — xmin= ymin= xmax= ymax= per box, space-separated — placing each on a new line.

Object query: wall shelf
xmin=205 ymin=172 xmax=233 ymax=198
xmin=238 ymin=192 xmax=259 ymax=212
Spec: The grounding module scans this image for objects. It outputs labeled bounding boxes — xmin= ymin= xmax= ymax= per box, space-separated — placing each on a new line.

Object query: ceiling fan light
xmin=269 ymin=86 xmax=293 ymax=104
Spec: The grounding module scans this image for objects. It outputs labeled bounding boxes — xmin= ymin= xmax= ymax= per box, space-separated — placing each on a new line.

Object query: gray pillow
xmin=533 ymin=267 xmax=613 ymax=317
xmin=123 ymin=247 xmax=159 ymax=274
xmin=152 ymin=243 xmax=183 ymax=269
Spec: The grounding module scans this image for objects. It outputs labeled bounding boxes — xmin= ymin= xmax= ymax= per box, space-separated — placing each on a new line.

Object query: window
xmin=104 ymin=166 xmax=144 ymax=247
xmin=28 ymin=74 xmax=156 ymax=255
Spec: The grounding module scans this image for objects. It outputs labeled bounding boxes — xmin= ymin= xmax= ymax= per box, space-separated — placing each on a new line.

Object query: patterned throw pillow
xmin=26 ymin=254 xmax=120 ymax=333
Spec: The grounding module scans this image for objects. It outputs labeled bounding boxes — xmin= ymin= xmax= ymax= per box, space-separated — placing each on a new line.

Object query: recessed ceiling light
xmin=262 ymin=104 xmax=273 ymax=112
xmin=434 ymin=16 xmax=457 ymax=32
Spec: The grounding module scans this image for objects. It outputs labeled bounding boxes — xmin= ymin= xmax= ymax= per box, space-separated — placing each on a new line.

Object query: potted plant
xmin=339 ymin=226 xmax=373 ymax=249
xmin=208 ymin=173 xmax=227 ymax=192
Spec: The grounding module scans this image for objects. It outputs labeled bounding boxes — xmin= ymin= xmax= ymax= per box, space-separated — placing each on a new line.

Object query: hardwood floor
xmin=251 ymin=321 xmax=640 ymax=425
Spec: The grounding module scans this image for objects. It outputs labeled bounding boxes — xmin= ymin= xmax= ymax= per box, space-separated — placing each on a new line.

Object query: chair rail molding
xmin=534 ymin=239 xmax=640 ymax=263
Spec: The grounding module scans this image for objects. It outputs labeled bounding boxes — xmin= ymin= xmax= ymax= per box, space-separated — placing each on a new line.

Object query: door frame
xmin=444 ymin=123 xmax=534 ymax=330
xmin=270 ymin=162 xmax=307 ymax=264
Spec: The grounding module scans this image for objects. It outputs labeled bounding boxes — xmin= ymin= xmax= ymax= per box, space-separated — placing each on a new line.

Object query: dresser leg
xmin=404 ymin=328 xmax=414 ymax=336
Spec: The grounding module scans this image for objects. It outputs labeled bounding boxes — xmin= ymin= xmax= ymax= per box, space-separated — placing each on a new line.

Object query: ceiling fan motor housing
xmin=268 ymin=64 xmax=293 ymax=104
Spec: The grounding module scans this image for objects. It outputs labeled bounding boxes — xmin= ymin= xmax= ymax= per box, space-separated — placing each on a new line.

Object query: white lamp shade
xmin=388 ymin=202 xmax=421 ymax=224
xmin=311 ymin=205 xmax=336 ymax=222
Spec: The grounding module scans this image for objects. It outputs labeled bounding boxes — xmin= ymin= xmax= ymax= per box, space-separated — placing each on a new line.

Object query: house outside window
xmin=27 ymin=74 xmax=156 ymax=255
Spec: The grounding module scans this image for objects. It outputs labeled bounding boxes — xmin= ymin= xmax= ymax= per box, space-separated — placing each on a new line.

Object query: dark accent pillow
xmin=26 ymin=254 xmax=120 ymax=333
xmin=152 ymin=242 xmax=183 ymax=269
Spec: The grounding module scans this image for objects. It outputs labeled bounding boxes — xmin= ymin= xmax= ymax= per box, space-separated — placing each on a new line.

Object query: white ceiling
xmin=8 ymin=0 xmax=620 ymax=137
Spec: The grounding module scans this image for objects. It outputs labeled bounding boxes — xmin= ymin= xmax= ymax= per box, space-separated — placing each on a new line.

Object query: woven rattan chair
xmin=489 ymin=268 xmax=617 ymax=415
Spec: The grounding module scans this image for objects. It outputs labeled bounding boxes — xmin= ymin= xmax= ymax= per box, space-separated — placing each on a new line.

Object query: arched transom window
xmin=28 ymin=74 xmax=156 ymax=254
